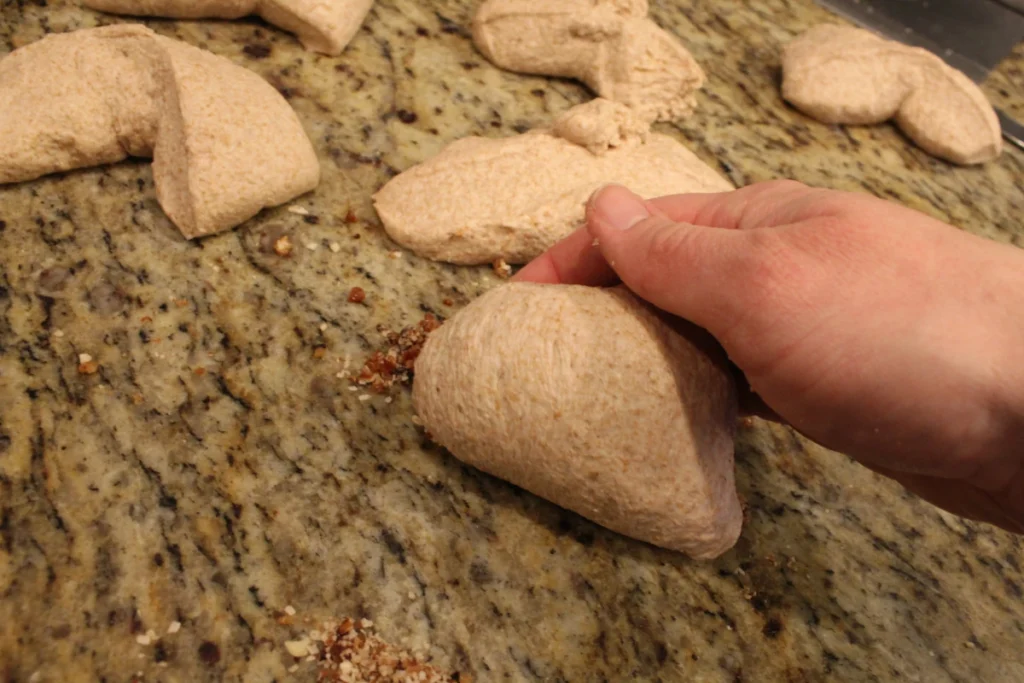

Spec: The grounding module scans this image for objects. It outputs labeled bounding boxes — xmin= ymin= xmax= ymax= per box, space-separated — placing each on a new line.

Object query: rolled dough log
xmin=782 ymin=25 xmax=1001 ymax=165
xmin=0 ymin=25 xmax=320 ymax=238
xmin=373 ymin=99 xmax=732 ymax=265
xmin=413 ymin=283 xmax=743 ymax=559
xmin=82 ymin=0 xmax=375 ymax=56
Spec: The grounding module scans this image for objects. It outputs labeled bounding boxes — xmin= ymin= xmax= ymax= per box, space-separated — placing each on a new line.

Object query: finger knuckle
xmin=624 ymin=218 xmax=704 ymax=297
xmin=759 ymin=179 xmax=808 ymax=194
xmin=642 ymin=218 xmax=703 ymax=271
xmin=736 ymin=230 xmax=804 ymax=314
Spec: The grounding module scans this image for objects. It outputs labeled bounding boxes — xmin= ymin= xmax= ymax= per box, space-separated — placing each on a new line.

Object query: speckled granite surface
xmin=1 ymin=1 xmax=1023 ymax=681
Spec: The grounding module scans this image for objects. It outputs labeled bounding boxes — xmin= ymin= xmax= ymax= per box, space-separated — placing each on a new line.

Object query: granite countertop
xmin=2 ymin=1 xmax=1024 ymax=681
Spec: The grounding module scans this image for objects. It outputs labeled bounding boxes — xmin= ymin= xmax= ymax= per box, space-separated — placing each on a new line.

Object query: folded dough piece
xmin=83 ymin=0 xmax=375 ymax=55
xmin=0 ymin=25 xmax=164 ymax=182
xmin=782 ymin=25 xmax=1001 ymax=165
xmin=0 ymin=25 xmax=320 ymax=238
xmin=472 ymin=0 xmax=704 ymax=123
xmin=413 ymin=283 xmax=742 ymax=560
xmin=373 ymin=99 xmax=732 ymax=265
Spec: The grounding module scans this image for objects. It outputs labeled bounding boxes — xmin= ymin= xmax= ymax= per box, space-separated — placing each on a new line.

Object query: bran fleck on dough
xmin=472 ymin=0 xmax=705 ymax=123
xmin=0 ymin=25 xmax=320 ymax=239
xmin=413 ymin=283 xmax=743 ymax=560
xmin=782 ymin=25 xmax=1002 ymax=165
xmin=82 ymin=0 xmax=375 ymax=56
xmin=373 ymin=99 xmax=732 ymax=265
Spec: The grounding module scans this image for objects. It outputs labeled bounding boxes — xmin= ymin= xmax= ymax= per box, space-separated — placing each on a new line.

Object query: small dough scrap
xmin=0 ymin=26 xmax=320 ymax=238
xmin=552 ymin=96 xmax=649 ymax=155
xmin=373 ymin=99 xmax=731 ymax=265
xmin=413 ymin=283 xmax=742 ymax=560
xmin=83 ymin=0 xmax=375 ymax=55
xmin=472 ymin=0 xmax=705 ymax=123
xmin=782 ymin=24 xmax=1001 ymax=165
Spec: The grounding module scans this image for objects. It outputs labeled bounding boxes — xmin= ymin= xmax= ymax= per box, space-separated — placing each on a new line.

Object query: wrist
xmin=990 ymin=251 xmax=1024 ymax=457
xmin=995 ymin=351 xmax=1024 ymax=457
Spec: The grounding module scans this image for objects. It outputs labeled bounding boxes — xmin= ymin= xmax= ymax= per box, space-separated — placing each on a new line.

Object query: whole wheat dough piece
xmin=413 ymin=283 xmax=742 ymax=559
xmin=782 ymin=24 xmax=1001 ymax=165
xmin=472 ymin=0 xmax=704 ymax=123
xmin=83 ymin=0 xmax=374 ymax=55
xmin=373 ymin=99 xmax=732 ymax=265
xmin=0 ymin=25 xmax=320 ymax=238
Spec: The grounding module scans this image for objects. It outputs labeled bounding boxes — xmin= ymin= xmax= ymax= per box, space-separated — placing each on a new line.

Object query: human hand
xmin=514 ymin=181 xmax=1024 ymax=532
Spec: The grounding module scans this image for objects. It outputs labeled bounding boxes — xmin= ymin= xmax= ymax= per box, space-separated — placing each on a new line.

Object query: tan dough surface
xmin=782 ymin=24 xmax=1002 ymax=165
xmin=413 ymin=283 xmax=742 ymax=560
xmin=0 ymin=25 xmax=320 ymax=238
xmin=82 ymin=0 xmax=375 ymax=55
xmin=472 ymin=0 xmax=704 ymax=123
xmin=373 ymin=99 xmax=732 ymax=265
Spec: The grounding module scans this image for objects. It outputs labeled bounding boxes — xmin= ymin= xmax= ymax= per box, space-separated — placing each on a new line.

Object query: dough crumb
xmin=274 ymin=235 xmax=295 ymax=257
xmin=492 ymin=258 xmax=513 ymax=278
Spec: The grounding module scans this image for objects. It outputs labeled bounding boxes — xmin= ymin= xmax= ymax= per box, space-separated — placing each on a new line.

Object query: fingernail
xmin=589 ymin=184 xmax=649 ymax=231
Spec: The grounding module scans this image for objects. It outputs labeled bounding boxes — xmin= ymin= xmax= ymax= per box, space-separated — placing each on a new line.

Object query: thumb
xmin=586 ymin=184 xmax=754 ymax=340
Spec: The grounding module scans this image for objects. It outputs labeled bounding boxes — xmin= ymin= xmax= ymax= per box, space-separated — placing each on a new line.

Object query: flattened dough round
xmin=373 ymin=99 xmax=732 ymax=265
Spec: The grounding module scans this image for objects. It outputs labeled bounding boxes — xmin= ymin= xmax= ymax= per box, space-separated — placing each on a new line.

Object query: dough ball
xmin=413 ymin=283 xmax=742 ymax=559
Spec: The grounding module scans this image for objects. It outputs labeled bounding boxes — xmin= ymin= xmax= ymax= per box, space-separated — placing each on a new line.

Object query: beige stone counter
xmin=1 ymin=1 xmax=1022 ymax=681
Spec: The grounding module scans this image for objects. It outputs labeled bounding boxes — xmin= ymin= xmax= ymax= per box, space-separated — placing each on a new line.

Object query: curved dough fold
xmin=373 ymin=99 xmax=732 ymax=265
xmin=472 ymin=0 xmax=704 ymax=123
xmin=782 ymin=25 xmax=1001 ymax=165
xmin=0 ymin=25 xmax=320 ymax=238
xmin=83 ymin=0 xmax=375 ymax=55
xmin=413 ymin=283 xmax=742 ymax=560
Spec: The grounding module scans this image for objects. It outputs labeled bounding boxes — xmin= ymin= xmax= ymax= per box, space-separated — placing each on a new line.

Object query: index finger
xmin=513 ymin=224 xmax=618 ymax=286
xmin=646 ymin=180 xmax=814 ymax=231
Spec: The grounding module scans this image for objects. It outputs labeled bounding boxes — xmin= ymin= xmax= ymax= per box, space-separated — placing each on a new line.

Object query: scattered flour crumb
xmin=284 ymin=639 xmax=311 ymax=658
